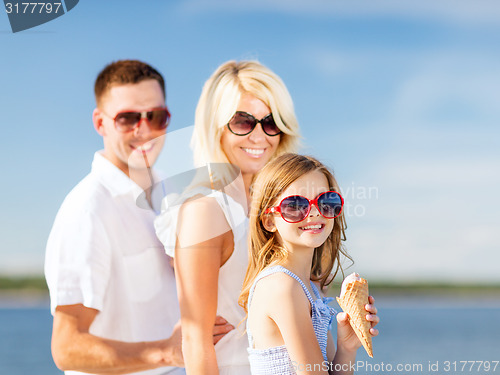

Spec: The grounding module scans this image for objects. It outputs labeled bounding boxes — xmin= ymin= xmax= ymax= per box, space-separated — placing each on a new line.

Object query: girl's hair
xmin=239 ymin=153 xmax=351 ymax=312
xmin=191 ymin=60 xmax=301 ymax=168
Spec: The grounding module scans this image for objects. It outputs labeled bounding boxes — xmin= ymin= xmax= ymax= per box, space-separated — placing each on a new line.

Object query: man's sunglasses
xmin=227 ymin=111 xmax=282 ymax=137
xmin=265 ymin=191 xmax=344 ymax=223
xmin=106 ymin=107 xmax=170 ymax=133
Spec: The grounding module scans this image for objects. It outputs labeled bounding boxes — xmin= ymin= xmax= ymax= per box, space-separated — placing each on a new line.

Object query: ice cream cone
xmin=336 ymin=277 xmax=373 ymax=358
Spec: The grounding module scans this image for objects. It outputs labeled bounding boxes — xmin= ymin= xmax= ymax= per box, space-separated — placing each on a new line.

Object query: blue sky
xmin=1 ymin=0 xmax=499 ymax=282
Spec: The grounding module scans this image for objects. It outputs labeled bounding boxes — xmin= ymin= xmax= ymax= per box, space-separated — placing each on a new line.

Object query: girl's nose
xmin=309 ymin=204 xmax=321 ymax=217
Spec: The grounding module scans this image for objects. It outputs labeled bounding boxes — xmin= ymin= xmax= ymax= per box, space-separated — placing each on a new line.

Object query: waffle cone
xmin=336 ymin=278 xmax=373 ymax=358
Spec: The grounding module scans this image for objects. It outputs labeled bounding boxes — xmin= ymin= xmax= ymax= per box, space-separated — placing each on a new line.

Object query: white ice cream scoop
xmin=340 ymin=272 xmax=361 ymax=298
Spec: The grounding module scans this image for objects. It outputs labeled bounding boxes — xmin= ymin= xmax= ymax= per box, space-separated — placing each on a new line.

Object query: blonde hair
xmin=239 ymin=153 xmax=351 ymax=312
xmin=191 ymin=60 xmax=301 ymax=169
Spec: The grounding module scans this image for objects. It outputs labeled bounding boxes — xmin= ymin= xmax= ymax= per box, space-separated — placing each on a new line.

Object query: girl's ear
xmin=262 ymin=214 xmax=276 ymax=232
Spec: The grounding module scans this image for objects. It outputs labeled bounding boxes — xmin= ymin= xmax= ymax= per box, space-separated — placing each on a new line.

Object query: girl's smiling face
xmin=267 ymin=170 xmax=335 ymax=252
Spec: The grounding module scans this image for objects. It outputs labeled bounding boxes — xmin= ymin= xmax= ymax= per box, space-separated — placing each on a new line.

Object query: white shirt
xmin=45 ymin=152 xmax=183 ymax=375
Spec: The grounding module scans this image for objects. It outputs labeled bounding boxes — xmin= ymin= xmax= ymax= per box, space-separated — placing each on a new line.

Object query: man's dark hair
xmin=94 ymin=60 xmax=165 ymax=106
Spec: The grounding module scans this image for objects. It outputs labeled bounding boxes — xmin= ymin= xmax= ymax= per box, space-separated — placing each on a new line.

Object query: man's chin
xmin=127 ymin=151 xmax=159 ymax=169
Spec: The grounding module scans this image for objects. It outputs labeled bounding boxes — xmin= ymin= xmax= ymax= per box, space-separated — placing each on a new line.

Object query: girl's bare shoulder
xmin=251 ymin=271 xmax=309 ymax=313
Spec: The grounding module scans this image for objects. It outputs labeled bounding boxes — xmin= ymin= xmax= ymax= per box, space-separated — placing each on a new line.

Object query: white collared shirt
xmin=45 ymin=152 xmax=182 ymax=375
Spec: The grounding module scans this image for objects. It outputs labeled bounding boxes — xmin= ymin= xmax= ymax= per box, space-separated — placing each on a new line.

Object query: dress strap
xmin=310 ymin=281 xmax=322 ymax=299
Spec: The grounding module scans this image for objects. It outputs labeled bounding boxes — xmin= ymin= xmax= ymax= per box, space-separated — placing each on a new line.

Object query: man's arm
xmin=51 ymin=304 xmax=183 ymax=374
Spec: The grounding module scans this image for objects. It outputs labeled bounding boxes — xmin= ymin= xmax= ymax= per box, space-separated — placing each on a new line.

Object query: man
xmin=45 ymin=60 xmax=232 ymax=375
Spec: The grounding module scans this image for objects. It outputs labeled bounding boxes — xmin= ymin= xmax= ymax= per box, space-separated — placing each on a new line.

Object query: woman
xmin=155 ymin=60 xmax=301 ymax=374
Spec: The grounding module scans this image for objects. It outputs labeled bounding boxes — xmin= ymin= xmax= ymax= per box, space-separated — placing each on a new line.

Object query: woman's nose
xmin=248 ymin=122 xmax=266 ymax=142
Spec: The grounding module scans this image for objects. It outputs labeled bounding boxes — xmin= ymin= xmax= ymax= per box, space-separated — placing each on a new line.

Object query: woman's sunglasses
xmin=265 ymin=191 xmax=344 ymax=223
xmin=106 ymin=107 xmax=171 ymax=133
xmin=227 ymin=111 xmax=282 ymax=137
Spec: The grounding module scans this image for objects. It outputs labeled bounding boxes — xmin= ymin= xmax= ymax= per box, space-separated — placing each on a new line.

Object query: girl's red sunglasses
xmin=265 ymin=191 xmax=344 ymax=223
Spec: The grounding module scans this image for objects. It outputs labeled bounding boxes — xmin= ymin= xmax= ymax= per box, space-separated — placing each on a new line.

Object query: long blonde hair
xmin=239 ymin=153 xmax=351 ymax=312
xmin=191 ymin=60 xmax=301 ymax=169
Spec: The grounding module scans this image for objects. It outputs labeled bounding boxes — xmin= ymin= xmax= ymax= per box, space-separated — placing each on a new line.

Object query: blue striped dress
xmin=246 ymin=266 xmax=337 ymax=375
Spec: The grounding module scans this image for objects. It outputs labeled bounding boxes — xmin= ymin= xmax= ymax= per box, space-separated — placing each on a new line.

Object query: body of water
xmin=1 ymin=293 xmax=499 ymax=374
xmin=0 ymin=305 xmax=61 ymax=374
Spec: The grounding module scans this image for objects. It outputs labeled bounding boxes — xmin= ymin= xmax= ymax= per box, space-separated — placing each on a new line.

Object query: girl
xmin=239 ymin=153 xmax=379 ymax=375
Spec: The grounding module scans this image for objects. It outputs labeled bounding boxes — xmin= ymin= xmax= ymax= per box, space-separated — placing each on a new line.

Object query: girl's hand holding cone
xmin=336 ymin=295 xmax=379 ymax=355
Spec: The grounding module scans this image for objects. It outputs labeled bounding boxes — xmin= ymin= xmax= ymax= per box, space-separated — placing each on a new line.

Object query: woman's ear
xmin=262 ymin=214 xmax=276 ymax=232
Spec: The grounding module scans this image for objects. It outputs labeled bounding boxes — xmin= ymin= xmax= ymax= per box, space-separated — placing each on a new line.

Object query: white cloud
xmin=389 ymin=55 xmax=500 ymax=127
xmin=298 ymin=47 xmax=366 ymax=77
xmin=301 ymin=45 xmax=500 ymax=122
xmin=370 ymin=157 xmax=500 ymax=189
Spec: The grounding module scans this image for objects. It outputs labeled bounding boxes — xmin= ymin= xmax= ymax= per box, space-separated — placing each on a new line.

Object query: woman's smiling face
xmin=220 ymin=93 xmax=280 ymax=178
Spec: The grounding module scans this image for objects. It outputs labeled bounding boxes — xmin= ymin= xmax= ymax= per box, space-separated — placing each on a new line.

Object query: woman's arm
xmin=174 ymin=196 xmax=233 ymax=375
